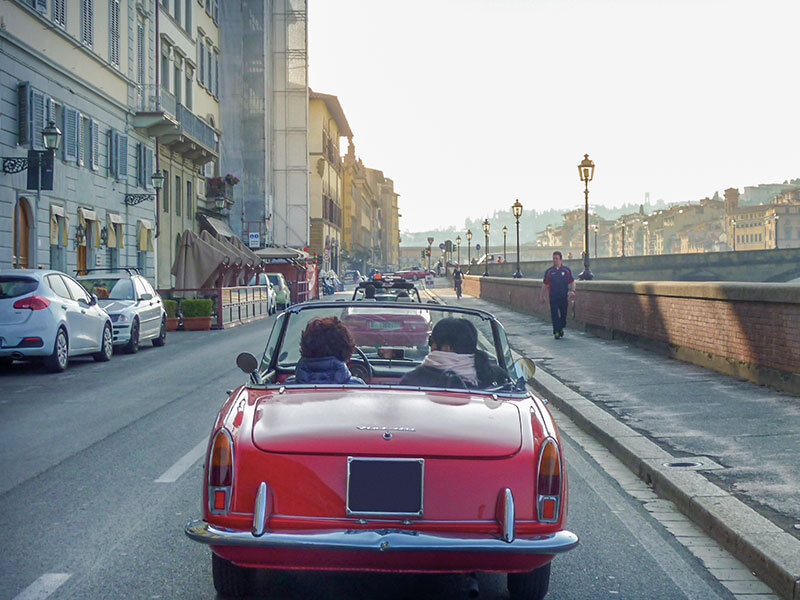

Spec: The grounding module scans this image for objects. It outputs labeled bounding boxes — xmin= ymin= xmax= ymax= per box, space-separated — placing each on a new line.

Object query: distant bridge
xmin=464 ymin=248 xmax=800 ymax=283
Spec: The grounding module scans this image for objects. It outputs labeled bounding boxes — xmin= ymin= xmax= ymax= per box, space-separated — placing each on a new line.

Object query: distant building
xmin=366 ymin=168 xmax=400 ymax=269
xmin=726 ymin=187 xmax=800 ymax=251
xmin=308 ymin=90 xmax=351 ymax=272
xmin=342 ymin=139 xmax=377 ymax=271
xmin=219 ymin=0 xmax=309 ymax=251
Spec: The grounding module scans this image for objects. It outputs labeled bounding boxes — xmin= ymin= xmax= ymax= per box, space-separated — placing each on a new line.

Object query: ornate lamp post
xmin=482 ymin=218 xmax=490 ymax=277
xmin=512 ymin=199 xmax=523 ymax=278
xmin=592 ymin=224 xmax=599 ymax=258
xmin=466 ymin=229 xmax=472 ymax=273
xmin=152 ymin=169 xmax=165 ymax=238
xmin=620 ymin=217 xmax=626 ymax=257
xmin=456 ymin=235 xmax=461 ymax=265
xmin=578 ymin=154 xmax=595 ymax=280
xmin=502 ymin=225 xmax=508 ymax=263
xmin=729 ymin=218 xmax=737 ymax=251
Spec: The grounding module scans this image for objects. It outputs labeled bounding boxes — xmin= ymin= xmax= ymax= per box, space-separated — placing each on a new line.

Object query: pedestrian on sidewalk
xmin=452 ymin=265 xmax=463 ymax=299
xmin=539 ymin=251 xmax=575 ymax=339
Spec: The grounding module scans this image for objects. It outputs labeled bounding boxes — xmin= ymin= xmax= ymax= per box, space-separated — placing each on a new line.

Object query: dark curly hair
xmin=300 ymin=316 xmax=356 ymax=362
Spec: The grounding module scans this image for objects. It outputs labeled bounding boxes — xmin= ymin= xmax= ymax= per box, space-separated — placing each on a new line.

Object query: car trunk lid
xmin=251 ymin=388 xmax=522 ymax=458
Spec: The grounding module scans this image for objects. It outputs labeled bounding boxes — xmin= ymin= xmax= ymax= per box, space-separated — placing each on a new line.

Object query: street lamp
xmin=466 ymin=229 xmax=472 ymax=273
xmin=620 ymin=218 xmax=626 ymax=257
xmin=42 ymin=121 xmax=62 ymax=151
xmin=512 ymin=199 xmax=523 ymax=278
xmin=482 ymin=218 xmax=490 ymax=277
xmin=578 ymin=153 xmax=595 ymax=280
xmin=592 ymin=224 xmax=599 ymax=259
xmin=427 ymin=236 xmax=434 ymax=272
xmin=502 ymin=225 xmax=508 ymax=264
xmin=151 ymin=170 xmax=165 ymax=190
xmin=729 ymin=218 xmax=737 ymax=251
xmin=773 ymin=215 xmax=780 ymax=249
xmin=456 ymin=234 xmax=461 ymax=265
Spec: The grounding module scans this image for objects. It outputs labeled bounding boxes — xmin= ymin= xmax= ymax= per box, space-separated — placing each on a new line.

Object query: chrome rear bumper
xmin=185 ymin=520 xmax=579 ymax=554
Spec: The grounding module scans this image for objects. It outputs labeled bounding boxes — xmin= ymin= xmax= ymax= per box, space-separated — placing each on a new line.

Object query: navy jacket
xmin=289 ymin=356 xmax=365 ymax=385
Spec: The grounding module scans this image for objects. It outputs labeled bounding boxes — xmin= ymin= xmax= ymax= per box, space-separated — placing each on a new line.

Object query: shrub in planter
xmin=180 ymin=298 xmax=214 ymax=331
xmin=163 ymin=299 xmax=179 ymax=331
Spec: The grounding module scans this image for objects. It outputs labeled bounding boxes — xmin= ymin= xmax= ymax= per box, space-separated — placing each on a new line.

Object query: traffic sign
xmin=248 ymin=232 xmax=260 ymax=248
xmin=439 ymin=243 xmax=445 ymax=250
xmin=476 ymin=243 xmax=481 ymax=251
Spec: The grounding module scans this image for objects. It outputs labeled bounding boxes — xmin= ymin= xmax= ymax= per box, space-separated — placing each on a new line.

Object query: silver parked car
xmin=77 ymin=269 xmax=166 ymax=353
xmin=0 ymin=269 xmax=113 ymax=372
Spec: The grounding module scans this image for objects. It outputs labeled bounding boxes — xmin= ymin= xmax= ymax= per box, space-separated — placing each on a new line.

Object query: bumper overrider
xmin=185 ymin=520 xmax=579 ymax=554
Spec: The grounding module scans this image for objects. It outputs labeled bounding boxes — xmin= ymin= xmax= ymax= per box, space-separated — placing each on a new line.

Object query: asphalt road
xmin=0 ymin=309 xmax=738 ymax=600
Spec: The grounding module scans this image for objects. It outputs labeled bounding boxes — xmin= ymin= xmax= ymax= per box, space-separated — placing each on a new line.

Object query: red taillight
xmin=208 ymin=429 xmax=233 ymax=515
xmin=209 ymin=430 xmax=233 ymax=486
xmin=13 ymin=295 xmax=50 ymax=310
xmin=537 ymin=437 xmax=562 ymax=523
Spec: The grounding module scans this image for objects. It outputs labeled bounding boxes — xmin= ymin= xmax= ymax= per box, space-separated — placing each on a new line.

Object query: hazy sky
xmin=307 ymin=0 xmax=800 ymax=232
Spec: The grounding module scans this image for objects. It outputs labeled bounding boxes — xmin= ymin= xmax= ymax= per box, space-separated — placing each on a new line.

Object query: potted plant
xmin=180 ymin=298 xmax=214 ymax=331
xmin=164 ymin=299 xmax=179 ymax=331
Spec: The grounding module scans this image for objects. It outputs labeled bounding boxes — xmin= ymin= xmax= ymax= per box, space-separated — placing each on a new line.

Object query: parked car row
xmin=0 ymin=268 xmax=166 ymax=373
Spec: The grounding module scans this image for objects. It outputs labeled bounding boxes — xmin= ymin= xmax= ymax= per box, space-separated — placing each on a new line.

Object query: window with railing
xmin=322 ymin=195 xmax=342 ymax=227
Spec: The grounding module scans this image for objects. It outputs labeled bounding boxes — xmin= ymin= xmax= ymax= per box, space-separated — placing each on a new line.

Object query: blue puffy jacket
xmin=288 ymin=356 xmax=365 ymax=385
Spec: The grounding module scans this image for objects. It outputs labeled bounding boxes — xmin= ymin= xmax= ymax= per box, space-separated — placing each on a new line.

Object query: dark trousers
xmin=549 ymin=294 xmax=568 ymax=334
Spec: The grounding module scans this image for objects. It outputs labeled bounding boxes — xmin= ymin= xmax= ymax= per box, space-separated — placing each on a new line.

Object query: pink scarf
xmin=421 ymin=351 xmax=478 ymax=385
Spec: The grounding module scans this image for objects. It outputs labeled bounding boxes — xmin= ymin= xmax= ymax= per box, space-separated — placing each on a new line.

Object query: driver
xmin=400 ymin=318 xmax=509 ymax=389
xmin=287 ymin=317 xmax=365 ymax=385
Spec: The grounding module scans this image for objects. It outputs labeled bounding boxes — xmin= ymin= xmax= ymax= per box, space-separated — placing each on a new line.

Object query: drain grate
xmin=663 ymin=461 xmax=704 ymax=468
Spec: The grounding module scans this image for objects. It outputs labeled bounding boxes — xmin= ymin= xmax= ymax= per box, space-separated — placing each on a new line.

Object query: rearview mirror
xmin=512 ymin=357 xmax=536 ymax=385
xmin=90 ymin=294 xmax=98 ymax=306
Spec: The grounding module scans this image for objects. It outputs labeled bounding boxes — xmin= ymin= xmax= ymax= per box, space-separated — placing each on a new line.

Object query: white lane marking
xmin=155 ymin=439 xmax=207 ymax=483
xmin=13 ymin=574 xmax=71 ymax=600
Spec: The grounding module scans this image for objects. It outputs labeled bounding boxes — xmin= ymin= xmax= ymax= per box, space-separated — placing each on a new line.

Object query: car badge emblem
xmin=356 ymin=426 xmax=416 ymax=432
xmin=383 ymin=432 xmax=393 ymax=440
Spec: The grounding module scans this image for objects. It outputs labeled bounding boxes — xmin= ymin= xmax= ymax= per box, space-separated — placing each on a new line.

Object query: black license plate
xmin=347 ymin=458 xmax=424 ymax=515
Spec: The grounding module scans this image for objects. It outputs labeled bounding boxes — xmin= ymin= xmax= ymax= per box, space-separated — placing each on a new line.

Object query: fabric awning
xmin=77 ymin=207 xmax=100 ymax=247
xmin=137 ymin=219 xmax=154 ymax=252
xmin=254 ymin=246 xmax=310 ymax=260
xmin=201 ymin=214 xmax=235 ymax=239
xmin=49 ymin=204 xmax=68 ymax=246
xmin=108 ymin=213 xmax=124 ymax=225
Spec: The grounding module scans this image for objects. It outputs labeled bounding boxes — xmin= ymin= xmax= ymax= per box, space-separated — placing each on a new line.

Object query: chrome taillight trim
xmin=536 ymin=437 xmax=562 ymax=523
xmin=495 ymin=488 xmax=515 ymax=543
xmin=207 ymin=428 xmax=234 ymax=515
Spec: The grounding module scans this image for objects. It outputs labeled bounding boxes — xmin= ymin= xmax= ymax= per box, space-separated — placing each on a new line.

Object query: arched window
xmin=12 ymin=197 xmax=32 ymax=268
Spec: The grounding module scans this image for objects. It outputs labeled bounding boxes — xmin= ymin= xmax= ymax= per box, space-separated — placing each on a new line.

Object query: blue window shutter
xmin=17 ymin=83 xmax=30 ymax=147
xmin=31 ymin=90 xmax=46 ymax=151
xmin=145 ymin=148 xmax=153 ymax=188
xmin=63 ymin=107 xmax=78 ymax=162
xmin=91 ymin=120 xmax=99 ymax=170
xmin=136 ymin=142 xmax=143 ymax=186
xmin=36 ymin=0 xmax=47 ymax=13
xmin=109 ymin=129 xmax=117 ymax=177
xmin=118 ymin=134 xmax=128 ymax=182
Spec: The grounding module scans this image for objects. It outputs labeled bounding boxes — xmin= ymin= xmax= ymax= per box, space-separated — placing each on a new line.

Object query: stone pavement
xmin=425 ymin=282 xmax=800 ymax=598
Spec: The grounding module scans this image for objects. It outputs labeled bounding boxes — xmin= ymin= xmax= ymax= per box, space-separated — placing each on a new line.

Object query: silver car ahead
xmin=0 ymin=270 xmax=113 ymax=372
xmin=77 ymin=271 xmax=166 ymax=353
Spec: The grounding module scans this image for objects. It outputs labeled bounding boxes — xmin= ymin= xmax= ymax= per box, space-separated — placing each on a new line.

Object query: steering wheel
xmin=349 ymin=347 xmax=374 ymax=384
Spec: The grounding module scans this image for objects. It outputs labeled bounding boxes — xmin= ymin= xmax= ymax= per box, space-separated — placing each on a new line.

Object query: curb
xmin=427 ymin=286 xmax=800 ymax=600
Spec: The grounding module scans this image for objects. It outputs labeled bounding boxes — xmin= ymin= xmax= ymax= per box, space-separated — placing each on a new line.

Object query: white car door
xmin=133 ymin=277 xmax=159 ymax=338
xmin=61 ymin=275 xmax=102 ymax=351
xmin=140 ymin=278 xmax=163 ymax=337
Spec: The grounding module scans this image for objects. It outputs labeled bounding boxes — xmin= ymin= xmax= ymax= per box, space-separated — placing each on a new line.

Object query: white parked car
xmin=0 ymin=269 xmax=113 ymax=372
xmin=247 ymin=273 xmax=277 ymax=315
xmin=77 ymin=269 xmax=166 ymax=353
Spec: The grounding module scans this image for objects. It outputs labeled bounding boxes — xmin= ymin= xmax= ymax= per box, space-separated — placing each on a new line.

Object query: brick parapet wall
xmin=461 ymin=276 xmax=800 ymax=393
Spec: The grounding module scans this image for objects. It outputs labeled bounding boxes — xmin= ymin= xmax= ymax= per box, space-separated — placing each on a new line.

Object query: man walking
xmin=452 ymin=265 xmax=463 ymax=299
xmin=539 ymin=251 xmax=575 ymax=339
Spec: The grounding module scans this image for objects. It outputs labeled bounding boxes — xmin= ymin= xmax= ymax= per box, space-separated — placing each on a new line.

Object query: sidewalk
xmin=426 ymin=283 xmax=800 ymax=599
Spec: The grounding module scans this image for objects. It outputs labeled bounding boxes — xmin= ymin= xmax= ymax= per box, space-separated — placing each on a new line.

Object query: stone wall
xmin=461 ymin=276 xmax=800 ymax=394
xmin=461 ymin=247 xmax=800 ymax=282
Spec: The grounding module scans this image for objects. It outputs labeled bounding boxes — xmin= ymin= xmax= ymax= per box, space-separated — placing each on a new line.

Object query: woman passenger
xmin=289 ymin=317 xmax=365 ymax=385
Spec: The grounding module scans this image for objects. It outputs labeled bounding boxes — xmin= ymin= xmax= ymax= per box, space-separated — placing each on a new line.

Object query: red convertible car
xmin=185 ymin=302 xmax=578 ymax=599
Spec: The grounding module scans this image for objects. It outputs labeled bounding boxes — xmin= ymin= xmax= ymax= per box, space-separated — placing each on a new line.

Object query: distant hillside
xmin=401 ymin=200 xmax=670 ymax=246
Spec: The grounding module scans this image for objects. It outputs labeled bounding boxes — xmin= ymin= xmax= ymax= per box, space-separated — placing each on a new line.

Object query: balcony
xmin=159 ymin=104 xmax=218 ymax=165
xmin=133 ymin=85 xmax=179 ymax=137
xmin=205 ymin=178 xmax=235 ymax=211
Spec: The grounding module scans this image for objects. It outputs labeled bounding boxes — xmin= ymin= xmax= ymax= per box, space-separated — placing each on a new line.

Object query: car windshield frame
xmin=256 ymin=301 xmax=524 ymax=397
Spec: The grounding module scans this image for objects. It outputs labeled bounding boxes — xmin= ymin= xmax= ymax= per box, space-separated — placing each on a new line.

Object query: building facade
xmin=726 ymin=187 xmax=800 ymax=251
xmin=153 ymin=0 xmax=223 ymax=288
xmin=3 ymin=0 xmax=160 ymax=277
xmin=219 ymin=0 xmax=309 ymax=252
xmin=342 ymin=139 xmax=376 ymax=271
xmin=308 ymin=90 xmax=350 ymax=272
